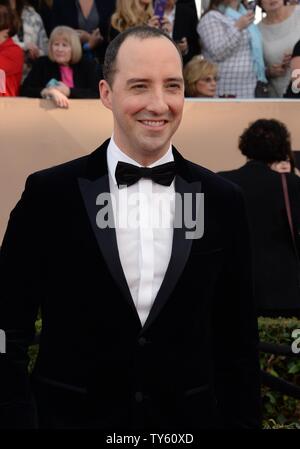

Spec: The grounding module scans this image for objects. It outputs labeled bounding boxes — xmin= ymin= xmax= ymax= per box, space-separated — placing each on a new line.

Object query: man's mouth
xmin=139 ymin=120 xmax=167 ymax=128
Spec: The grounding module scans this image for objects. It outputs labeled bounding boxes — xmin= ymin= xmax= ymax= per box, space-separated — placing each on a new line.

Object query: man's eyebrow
xmin=165 ymin=77 xmax=184 ymax=84
xmin=126 ymin=78 xmax=149 ymax=85
xmin=126 ymin=77 xmax=184 ymax=85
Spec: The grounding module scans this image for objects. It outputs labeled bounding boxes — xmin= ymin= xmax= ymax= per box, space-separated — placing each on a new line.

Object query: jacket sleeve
xmin=212 ymin=186 xmax=262 ymax=428
xmin=197 ymin=12 xmax=242 ymax=62
xmin=0 ymin=174 xmax=43 ymax=428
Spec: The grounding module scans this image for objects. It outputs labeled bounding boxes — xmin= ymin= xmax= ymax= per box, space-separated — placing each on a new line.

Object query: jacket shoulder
xmin=186 ymin=160 xmax=243 ymax=196
xmin=25 ymin=153 xmax=91 ymax=194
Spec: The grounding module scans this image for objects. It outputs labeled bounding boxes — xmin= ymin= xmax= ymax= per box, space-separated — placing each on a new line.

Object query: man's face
xmin=100 ymin=36 xmax=184 ymax=165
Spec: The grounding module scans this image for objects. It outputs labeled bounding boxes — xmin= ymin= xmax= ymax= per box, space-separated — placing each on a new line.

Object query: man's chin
xmin=138 ymin=137 xmax=170 ymax=155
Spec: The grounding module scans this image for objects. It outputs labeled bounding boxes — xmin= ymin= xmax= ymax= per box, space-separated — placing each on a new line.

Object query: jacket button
xmin=138 ymin=337 xmax=147 ymax=347
xmin=135 ymin=391 xmax=144 ymax=403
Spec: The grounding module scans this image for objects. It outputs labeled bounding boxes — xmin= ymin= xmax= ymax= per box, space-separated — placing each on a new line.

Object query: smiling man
xmin=0 ymin=26 xmax=261 ymax=430
xmin=100 ymin=31 xmax=184 ymax=165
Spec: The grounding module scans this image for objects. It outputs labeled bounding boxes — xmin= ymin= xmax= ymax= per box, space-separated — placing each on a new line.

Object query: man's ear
xmin=99 ymin=79 xmax=112 ymax=110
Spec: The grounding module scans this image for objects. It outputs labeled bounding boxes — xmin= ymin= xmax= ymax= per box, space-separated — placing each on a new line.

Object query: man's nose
xmin=146 ymin=89 xmax=169 ymax=115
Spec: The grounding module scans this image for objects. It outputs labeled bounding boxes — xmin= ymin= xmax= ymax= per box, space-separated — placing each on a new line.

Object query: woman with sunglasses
xmin=184 ymin=55 xmax=218 ymax=97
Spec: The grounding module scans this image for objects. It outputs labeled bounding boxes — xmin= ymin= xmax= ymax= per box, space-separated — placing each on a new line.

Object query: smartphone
xmin=154 ymin=0 xmax=168 ymax=21
xmin=247 ymin=0 xmax=257 ymax=12
xmin=46 ymin=78 xmax=60 ymax=88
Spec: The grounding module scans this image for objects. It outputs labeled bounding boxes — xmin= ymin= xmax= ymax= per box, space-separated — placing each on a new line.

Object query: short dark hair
xmin=239 ymin=119 xmax=293 ymax=164
xmin=103 ymin=25 xmax=183 ymax=87
xmin=0 ymin=4 xmax=17 ymax=36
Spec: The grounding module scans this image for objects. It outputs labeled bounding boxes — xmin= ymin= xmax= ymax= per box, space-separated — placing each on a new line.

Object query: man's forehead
xmin=117 ymin=36 xmax=181 ymax=64
xmin=115 ymin=36 xmax=182 ymax=77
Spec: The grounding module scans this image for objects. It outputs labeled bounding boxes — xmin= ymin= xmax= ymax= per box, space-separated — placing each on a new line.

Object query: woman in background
xmin=148 ymin=0 xmax=200 ymax=64
xmin=219 ymin=119 xmax=300 ymax=317
xmin=0 ymin=3 xmax=23 ymax=95
xmin=110 ymin=0 xmax=153 ymax=38
xmin=51 ymin=0 xmax=115 ymax=64
xmin=197 ymin=0 xmax=267 ymax=98
xmin=21 ymin=25 xmax=99 ymax=107
xmin=8 ymin=0 xmax=48 ymax=78
xmin=184 ymin=55 xmax=218 ymax=97
xmin=258 ymin=0 xmax=300 ymax=97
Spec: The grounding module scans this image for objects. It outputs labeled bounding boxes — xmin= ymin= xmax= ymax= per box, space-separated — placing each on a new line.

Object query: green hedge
xmin=28 ymin=317 xmax=300 ymax=427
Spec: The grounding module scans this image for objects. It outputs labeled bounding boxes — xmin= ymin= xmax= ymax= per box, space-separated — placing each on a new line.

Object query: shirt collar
xmin=107 ymin=136 xmax=174 ymax=185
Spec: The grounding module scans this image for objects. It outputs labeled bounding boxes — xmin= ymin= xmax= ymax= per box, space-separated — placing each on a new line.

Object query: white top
xmin=197 ymin=11 xmax=257 ymax=98
xmin=107 ymin=137 xmax=175 ymax=326
xmin=258 ymin=5 xmax=300 ymax=97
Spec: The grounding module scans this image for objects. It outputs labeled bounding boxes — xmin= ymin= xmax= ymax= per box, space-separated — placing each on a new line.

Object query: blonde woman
xmin=21 ymin=26 xmax=99 ymax=107
xmin=184 ymin=56 xmax=218 ymax=97
xmin=110 ymin=0 xmax=153 ymax=38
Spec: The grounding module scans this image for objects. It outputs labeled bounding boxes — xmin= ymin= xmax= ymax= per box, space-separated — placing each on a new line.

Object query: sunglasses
xmin=198 ymin=76 xmax=219 ymax=83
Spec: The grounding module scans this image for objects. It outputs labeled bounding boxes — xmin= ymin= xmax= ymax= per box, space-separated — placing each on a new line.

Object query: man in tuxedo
xmin=0 ymin=26 xmax=261 ymax=429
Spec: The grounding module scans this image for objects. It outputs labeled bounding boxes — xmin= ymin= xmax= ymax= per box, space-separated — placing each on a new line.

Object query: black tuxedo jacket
xmin=0 ymin=141 xmax=261 ymax=429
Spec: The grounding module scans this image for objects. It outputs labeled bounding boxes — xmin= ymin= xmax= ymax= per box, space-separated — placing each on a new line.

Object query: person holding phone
xmin=197 ymin=0 xmax=267 ymax=98
xmin=110 ymin=0 xmax=154 ymax=39
xmin=110 ymin=0 xmax=199 ymax=63
xmin=149 ymin=0 xmax=200 ymax=64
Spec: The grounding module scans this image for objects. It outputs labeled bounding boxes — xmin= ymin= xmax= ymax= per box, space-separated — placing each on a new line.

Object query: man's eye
xmin=166 ymin=84 xmax=181 ymax=89
xmin=132 ymin=84 xmax=147 ymax=89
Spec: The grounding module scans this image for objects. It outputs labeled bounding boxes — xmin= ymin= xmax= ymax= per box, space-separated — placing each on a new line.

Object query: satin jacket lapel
xmin=142 ymin=150 xmax=202 ymax=333
xmin=77 ymin=141 xmax=139 ymax=319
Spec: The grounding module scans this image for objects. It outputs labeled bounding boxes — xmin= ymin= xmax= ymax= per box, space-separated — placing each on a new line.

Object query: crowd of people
xmin=0 ymin=0 xmax=300 ymax=101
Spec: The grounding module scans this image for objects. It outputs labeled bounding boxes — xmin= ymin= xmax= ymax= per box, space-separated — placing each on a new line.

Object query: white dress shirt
xmin=107 ymin=137 xmax=175 ymax=326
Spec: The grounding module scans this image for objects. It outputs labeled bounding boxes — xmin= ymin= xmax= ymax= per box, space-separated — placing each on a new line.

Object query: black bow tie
xmin=115 ymin=161 xmax=176 ymax=188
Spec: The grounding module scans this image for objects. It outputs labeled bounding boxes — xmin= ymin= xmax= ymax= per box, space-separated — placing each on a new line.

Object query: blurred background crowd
xmin=0 ymin=0 xmax=300 ymax=103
